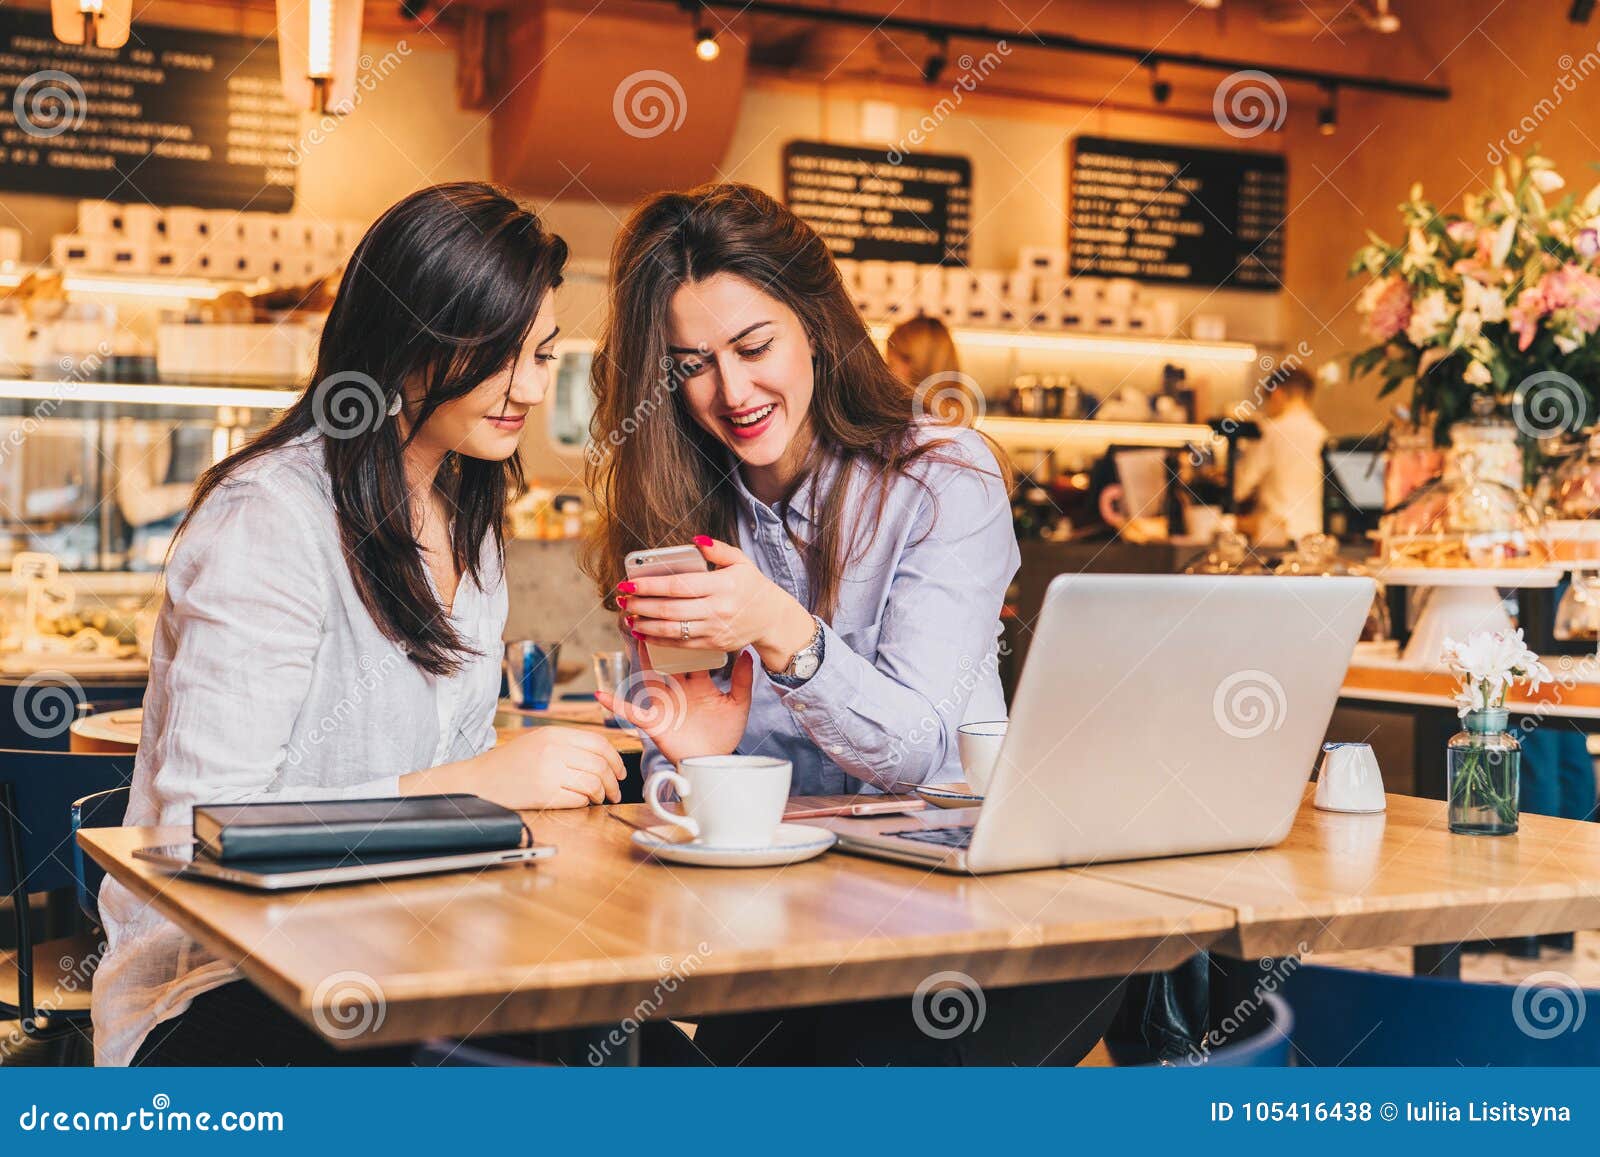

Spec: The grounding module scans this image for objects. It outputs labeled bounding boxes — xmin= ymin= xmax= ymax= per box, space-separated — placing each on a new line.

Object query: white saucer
xmin=630 ymin=823 xmax=837 ymax=867
xmin=915 ymin=784 xmax=984 ymax=809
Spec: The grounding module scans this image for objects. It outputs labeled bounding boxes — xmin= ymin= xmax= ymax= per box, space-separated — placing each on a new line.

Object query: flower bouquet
xmin=1350 ymin=152 xmax=1600 ymax=444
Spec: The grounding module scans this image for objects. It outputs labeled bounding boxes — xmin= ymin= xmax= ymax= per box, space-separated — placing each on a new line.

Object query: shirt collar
xmin=725 ymin=451 xmax=841 ymax=528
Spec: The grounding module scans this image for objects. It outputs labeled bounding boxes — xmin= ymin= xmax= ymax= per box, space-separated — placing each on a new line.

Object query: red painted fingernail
xmin=617 ymin=581 xmax=636 ymax=594
xmin=617 ymin=595 xmax=628 ymax=608
xmin=626 ymin=616 xmax=635 ymax=628
xmin=631 ymin=631 xmax=644 ymax=640
xmin=693 ymin=535 xmax=713 ymax=548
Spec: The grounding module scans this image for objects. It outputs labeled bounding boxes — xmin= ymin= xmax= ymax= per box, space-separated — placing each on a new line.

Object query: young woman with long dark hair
xmin=93 ymin=183 xmax=625 ymax=1066
xmin=586 ymin=183 xmax=1122 ymax=1065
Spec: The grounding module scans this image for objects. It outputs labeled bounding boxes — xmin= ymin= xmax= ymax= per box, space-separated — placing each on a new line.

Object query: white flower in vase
xmin=1440 ymin=629 xmax=1552 ymax=716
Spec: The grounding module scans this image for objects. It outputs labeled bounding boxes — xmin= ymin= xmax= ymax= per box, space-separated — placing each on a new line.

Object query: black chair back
xmin=71 ymin=786 xmax=132 ymax=926
xmin=0 ymin=679 xmax=144 ymax=751
xmin=1 ymin=750 xmax=136 ymax=1029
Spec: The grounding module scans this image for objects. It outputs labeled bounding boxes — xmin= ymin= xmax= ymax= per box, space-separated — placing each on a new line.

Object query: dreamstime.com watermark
xmin=11 ymin=68 xmax=87 ymax=138
xmin=886 ymin=42 xmax=1011 ymax=163
xmin=1184 ymin=946 xmax=1307 ymax=1065
xmin=1212 ymin=70 xmax=1287 ymax=140
xmin=0 ymin=941 xmax=103 ymax=1055
xmin=0 ymin=342 xmax=112 ymax=468
xmin=585 ymin=355 xmax=687 ymax=466
xmin=1486 ymin=41 xmax=1600 ymax=165
xmin=1191 ymin=340 xmax=1315 ymax=466
xmin=1511 ymin=971 xmax=1587 ymax=1040
xmin=613 ymin=70 xmax=687 ymax=139
xmin=16 ymin=1095 xmax=283 ymax=1134
xmin=911 ymin=970 xmax=987 ymax=1040
xmin=884 ymin=640 xmax=1011 ymax=768
xmin=586 ymin=942 xmax=713 ymax=1064
xmin=1212 ymin=668 xmax=1289 ymax=740
xmin=283 ymin=651 xmax=403 ymax=767
xmin=287 ymin=43 xmax=413 ymax=164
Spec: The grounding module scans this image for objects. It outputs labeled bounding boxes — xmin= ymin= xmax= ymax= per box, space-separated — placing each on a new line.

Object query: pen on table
xmin=783 ymin=799 xmax=926 ymax=820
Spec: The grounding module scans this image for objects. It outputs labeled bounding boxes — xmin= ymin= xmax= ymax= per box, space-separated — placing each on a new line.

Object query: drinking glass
xmin=592 ymin=649 xmax=636 ymax=732
xmin=505 ymin=640 xmax=561 ymax=710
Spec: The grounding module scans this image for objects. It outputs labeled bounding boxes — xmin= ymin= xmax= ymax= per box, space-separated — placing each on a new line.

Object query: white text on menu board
xmin=1071 ymin=149 xmax=1203 ymax=280
xmin=787 ymin=153 xmax=960 ymax=252
xmin=0 ymin=34 xmax=297 ymax=182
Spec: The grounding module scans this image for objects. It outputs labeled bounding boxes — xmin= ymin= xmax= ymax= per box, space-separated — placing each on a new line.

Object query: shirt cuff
xmin=771 ymin=622 xmax=867 ymax=766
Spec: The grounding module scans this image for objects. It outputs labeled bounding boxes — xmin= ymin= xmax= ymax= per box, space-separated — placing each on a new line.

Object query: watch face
xmin=792 ymin=651 xmax=820 ymax=679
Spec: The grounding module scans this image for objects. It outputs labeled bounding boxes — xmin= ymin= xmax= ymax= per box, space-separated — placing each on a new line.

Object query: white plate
xmin=630 ymin=823 xmax=837 ymax=868
xmin=915 ymin=784 xmax=984 ymax=809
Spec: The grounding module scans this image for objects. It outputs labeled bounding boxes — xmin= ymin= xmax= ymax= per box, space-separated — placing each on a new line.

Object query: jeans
xmin=1516 ymin=724 xmax=1598 ymax=822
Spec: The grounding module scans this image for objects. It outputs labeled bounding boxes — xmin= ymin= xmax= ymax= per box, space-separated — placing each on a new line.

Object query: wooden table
xmin=1082 ymin=789 xmax=1600 ymax=969
xmin=69 ymin=706 xmax=144 ymax=753
xmin=77 ymin=797 xmax=1232 ymax=1051
xmin=67 ymin=703 xmax=645 ymax=757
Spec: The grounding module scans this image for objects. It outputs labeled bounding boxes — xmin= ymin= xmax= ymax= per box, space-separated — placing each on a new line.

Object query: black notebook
xmin=192 ymin=794 xmax=528 ymax=863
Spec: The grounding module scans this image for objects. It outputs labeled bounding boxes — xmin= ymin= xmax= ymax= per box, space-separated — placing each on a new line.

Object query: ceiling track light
xmin=1318 ymin=83 xmax=1339 ymax=135
xmin=1370 ymin=0 xmax=1401 ymax=33
xmin=50 ymin=0 xmax=132 ymax=48
xmin=684 ymin=1 xmax=720 ymax=61
xmin=275 ymin=0 xmax=365 ymax=114
xmin=922 ymin=34 xmax=948 ymax=84
xmin=1148 ymin=62 xmax=1171 ymax=105
xmin=661 ymin=1 xmax=1450 ymax=102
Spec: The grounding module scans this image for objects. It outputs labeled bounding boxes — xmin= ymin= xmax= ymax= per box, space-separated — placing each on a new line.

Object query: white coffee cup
xmin=1315 ymin=742 xmax=1387 ymax=813
xmin=957 ymin=721 xmax=1007 ymax=795
xmin=644 ymin=755 xmax=792 ymax=847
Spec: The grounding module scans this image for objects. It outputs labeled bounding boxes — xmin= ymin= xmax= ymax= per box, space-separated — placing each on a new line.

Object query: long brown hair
xmin=583 ymin=181 xmax=1002 ymax=619
xmin=179 ymin=182 xmax=568 ymax=675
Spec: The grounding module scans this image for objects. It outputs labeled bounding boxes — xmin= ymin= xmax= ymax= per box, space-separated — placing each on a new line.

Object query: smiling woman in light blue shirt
xmin=585 ymin=183 xmax=1124 ymax=1068
xmin=587 ymin=183 xmax=1018 ymax=798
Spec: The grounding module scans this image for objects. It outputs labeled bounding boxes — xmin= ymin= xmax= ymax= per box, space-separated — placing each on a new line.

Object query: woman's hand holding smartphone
xmin=619 ymin=537 xmax=817 ymax=677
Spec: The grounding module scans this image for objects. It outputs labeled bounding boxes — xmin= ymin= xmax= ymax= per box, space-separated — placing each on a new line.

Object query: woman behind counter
xmin=586 ymin=184 xmax=1122 ymax=1065
xmin=93 ymin=182 xmax=625 ymax=1067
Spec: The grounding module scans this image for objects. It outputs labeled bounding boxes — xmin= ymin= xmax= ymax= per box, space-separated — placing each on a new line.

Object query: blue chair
xmin=1284 ymin=963 xmax=1600 ymax=1066
xmin=1 ymin=750 xmax=135 ymax=1038
xmin=1136 ymin=992 xmax=1293 ymax=1067
xmin=412 ymin=1039 xmax=542 ymax=1067
xmin=70 ymin=786 xmax=131 ymax=926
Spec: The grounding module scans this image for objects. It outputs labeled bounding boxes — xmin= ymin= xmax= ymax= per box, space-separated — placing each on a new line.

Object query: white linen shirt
xmin=92 ymin=432 xmax=507 ymax=1066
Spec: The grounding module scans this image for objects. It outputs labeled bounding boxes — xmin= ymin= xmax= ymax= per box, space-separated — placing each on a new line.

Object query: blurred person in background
xmin=1233 ymin=366 xmax=1329 ymax=548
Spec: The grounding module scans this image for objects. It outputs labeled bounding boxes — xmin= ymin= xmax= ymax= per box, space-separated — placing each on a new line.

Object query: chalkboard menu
xmin=1068 ymin=135 xmax=1285 ymax=291
xmin=783 ymin=141 xmax=971 ymax=266
xmin=0 ymin=10 xmax=298 ymax=211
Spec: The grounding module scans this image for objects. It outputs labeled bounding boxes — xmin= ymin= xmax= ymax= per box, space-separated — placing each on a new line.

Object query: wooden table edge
xmin=78 ymin=824 xmax=1237 ymax=1049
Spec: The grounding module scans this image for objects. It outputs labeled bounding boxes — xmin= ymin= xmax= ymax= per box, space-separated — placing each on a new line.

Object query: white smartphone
xmin=624 ymin=545 xmax=730 ymax=676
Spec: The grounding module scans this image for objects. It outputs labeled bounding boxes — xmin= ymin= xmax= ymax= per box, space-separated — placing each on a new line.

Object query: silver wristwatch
xmin=768 ymin=615 xmax=824 ymax=687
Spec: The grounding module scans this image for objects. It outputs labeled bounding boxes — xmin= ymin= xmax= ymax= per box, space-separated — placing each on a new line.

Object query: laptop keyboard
xmin=891 ymin=825 xmax=975 ymax=849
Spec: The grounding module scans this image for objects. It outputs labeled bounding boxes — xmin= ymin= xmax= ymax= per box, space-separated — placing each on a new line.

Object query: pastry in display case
xmin=1546 ymin=429 xmax=1600 ymax=564
xmin=1379 ymin=452 xmax=1550 ymax=569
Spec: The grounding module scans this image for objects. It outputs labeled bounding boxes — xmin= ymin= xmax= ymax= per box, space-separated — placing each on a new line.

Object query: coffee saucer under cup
xmin=915 ymin=784 xmax=984 ymax=809
xmin=631 ymin=823 xmax=837 ymax=868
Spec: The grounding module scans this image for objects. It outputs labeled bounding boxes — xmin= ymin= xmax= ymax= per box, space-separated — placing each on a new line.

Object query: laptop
xmin=821 ymin=573 xmax=1375 ymax=874
xmin=134 ymin=843 xmax=555 ymax=891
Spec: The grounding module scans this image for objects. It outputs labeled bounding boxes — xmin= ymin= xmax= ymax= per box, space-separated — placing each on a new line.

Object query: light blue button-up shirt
xmin=641 ymin=425 xmax=1019 ymax=796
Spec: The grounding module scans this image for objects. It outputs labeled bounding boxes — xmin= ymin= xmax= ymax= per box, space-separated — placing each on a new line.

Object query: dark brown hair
xmin=178 ymin=182 xmax=568 ymax=675
xmin=583 ymin=181 xmax=1003 ymax=619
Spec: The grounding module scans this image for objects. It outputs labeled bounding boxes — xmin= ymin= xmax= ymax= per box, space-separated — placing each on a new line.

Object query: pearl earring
xmin=387 ymin=393 xmax=403 ymax=417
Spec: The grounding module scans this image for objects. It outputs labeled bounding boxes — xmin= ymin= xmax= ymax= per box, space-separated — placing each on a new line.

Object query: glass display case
xmin=0 ymin=378 xmax=290 ymax=572
xmin=1379 ymin=453 xmax=1550 ymax=569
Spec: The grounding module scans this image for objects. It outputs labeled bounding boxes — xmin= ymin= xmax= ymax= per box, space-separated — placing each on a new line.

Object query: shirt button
xmin=793 ymin=703 xmax=805 ymax=713
xmin=826 ymin=744 xmax=842 ymax=756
